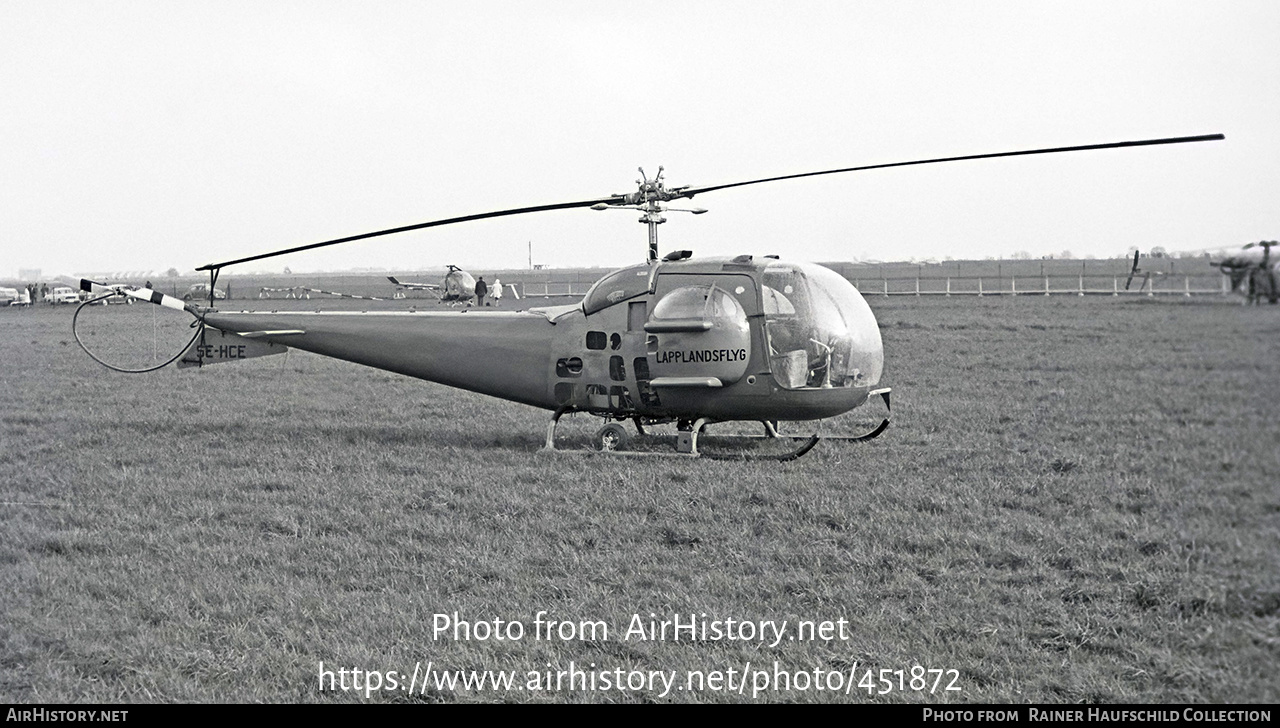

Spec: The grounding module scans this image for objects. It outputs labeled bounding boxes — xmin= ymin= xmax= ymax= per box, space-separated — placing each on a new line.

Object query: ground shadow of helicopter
xmin=77 ymin=134 xmax=1223 ymax=460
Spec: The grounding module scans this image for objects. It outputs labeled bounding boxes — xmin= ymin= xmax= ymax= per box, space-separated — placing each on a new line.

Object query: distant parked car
xmin=44 ymin=286 xmax=79 ymax=304
xmin=183 ymin=284 xmax=227 ymax=301
xmin=0 ymin=287 xmax=20 ymax=305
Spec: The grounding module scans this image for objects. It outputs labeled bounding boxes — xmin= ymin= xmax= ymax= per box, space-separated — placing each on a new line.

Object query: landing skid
xmin=540 ymin=388 xmax=891 ymax=462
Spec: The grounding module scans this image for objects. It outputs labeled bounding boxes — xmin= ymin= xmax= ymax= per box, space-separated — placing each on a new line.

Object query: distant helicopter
xmin=76 ymin=134 xmax=1223 ymax=460
xmin=1210 ymin=241 xmax=1278 ymax=304
xmin=388 ymin=266 xmax=476 ymax=304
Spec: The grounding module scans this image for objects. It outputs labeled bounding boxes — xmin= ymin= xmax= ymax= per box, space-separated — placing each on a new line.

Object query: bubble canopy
xmin=761 ymin=262 xmax=883 ymax=389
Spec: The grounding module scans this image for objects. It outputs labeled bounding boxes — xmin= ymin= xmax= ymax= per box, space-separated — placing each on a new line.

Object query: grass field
xmin=1 ymin=295 xmax=1276 ymax=703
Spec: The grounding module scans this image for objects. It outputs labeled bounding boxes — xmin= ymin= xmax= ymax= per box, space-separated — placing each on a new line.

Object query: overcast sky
xmin=2 ymin=1 xmax=1274 ymax=277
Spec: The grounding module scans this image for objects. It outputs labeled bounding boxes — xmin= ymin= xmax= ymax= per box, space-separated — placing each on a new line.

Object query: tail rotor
xmin=74 ymin=279 xmax=205 ymax=373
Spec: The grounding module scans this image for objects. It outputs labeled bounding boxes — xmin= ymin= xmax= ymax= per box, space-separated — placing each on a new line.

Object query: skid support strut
xmin=676 ymin=417 xmax=710 ymax=455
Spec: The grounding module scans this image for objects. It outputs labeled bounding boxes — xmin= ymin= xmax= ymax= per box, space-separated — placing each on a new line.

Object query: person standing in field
xmin=474 ymin=276 xmax=488 ymax=307
xmin=490 ymin=277 xmax=502 ymax=307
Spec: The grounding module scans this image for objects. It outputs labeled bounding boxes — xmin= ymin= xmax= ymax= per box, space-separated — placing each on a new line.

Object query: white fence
xmin=240 ymin=273 xmax=1227 ymax=301
xmin=520 ymin=282 xmax=594 ymax=297
xmin=851 ymin=275 xmax=1227 ymax=297
xmin=521 ymin=275 xmax=1227 ymax=299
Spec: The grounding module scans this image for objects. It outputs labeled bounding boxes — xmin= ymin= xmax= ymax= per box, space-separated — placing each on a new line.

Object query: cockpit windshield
xmin=762 ymin=262 xmax=882 ymax=389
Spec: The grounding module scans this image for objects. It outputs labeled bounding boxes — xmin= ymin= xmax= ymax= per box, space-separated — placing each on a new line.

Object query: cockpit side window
xmin=583 ymin=264 xmax=653 ymax=315
xmin=651 ymin=285 xmax=744 ymax=322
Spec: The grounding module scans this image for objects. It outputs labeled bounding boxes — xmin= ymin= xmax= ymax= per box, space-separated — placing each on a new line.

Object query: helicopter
xmin=76 ymin=133 xmax=1224 ymax=460
xmin=388 ymin=266 xmax=476 ymax=304
xmin=1210 ymin=241 xmax=1278 ymax=304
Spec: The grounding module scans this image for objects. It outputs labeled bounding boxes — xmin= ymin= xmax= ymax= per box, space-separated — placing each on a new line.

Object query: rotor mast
xmin=638 ymin=167 xmax=667 ymax=262
xmin=592 ymin=167 xmax=706 ymax=263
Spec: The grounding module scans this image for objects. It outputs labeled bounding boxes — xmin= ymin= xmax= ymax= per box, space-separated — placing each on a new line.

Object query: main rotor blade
xmin=197 ymin=132 xmax=1222 ymax=272
xmin=676 ymin=134 xmax=1225 ymax=199
xmin=196 ymin=195 xmax=623 ymax=272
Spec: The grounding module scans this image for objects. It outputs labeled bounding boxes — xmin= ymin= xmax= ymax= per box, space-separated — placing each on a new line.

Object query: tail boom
xmin=202 ymin=310 xmax=559 ymax=408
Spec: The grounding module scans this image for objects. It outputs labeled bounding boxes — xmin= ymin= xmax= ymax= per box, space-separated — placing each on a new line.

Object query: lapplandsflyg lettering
xmin=654 ymin=348 xmax=748 ymax=365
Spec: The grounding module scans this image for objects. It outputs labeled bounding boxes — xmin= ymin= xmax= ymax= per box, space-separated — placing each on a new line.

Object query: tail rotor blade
xmin=123 ymin=286 xmax=200 ymax=313
xmin=79 ymin=279 xmax=200 ymax=313
xmin=79 ymin=278 xmax=117 ymax=297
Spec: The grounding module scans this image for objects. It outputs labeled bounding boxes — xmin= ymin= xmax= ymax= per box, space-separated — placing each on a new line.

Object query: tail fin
xmin=177 ymin=325 xmax=295 ymax=368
